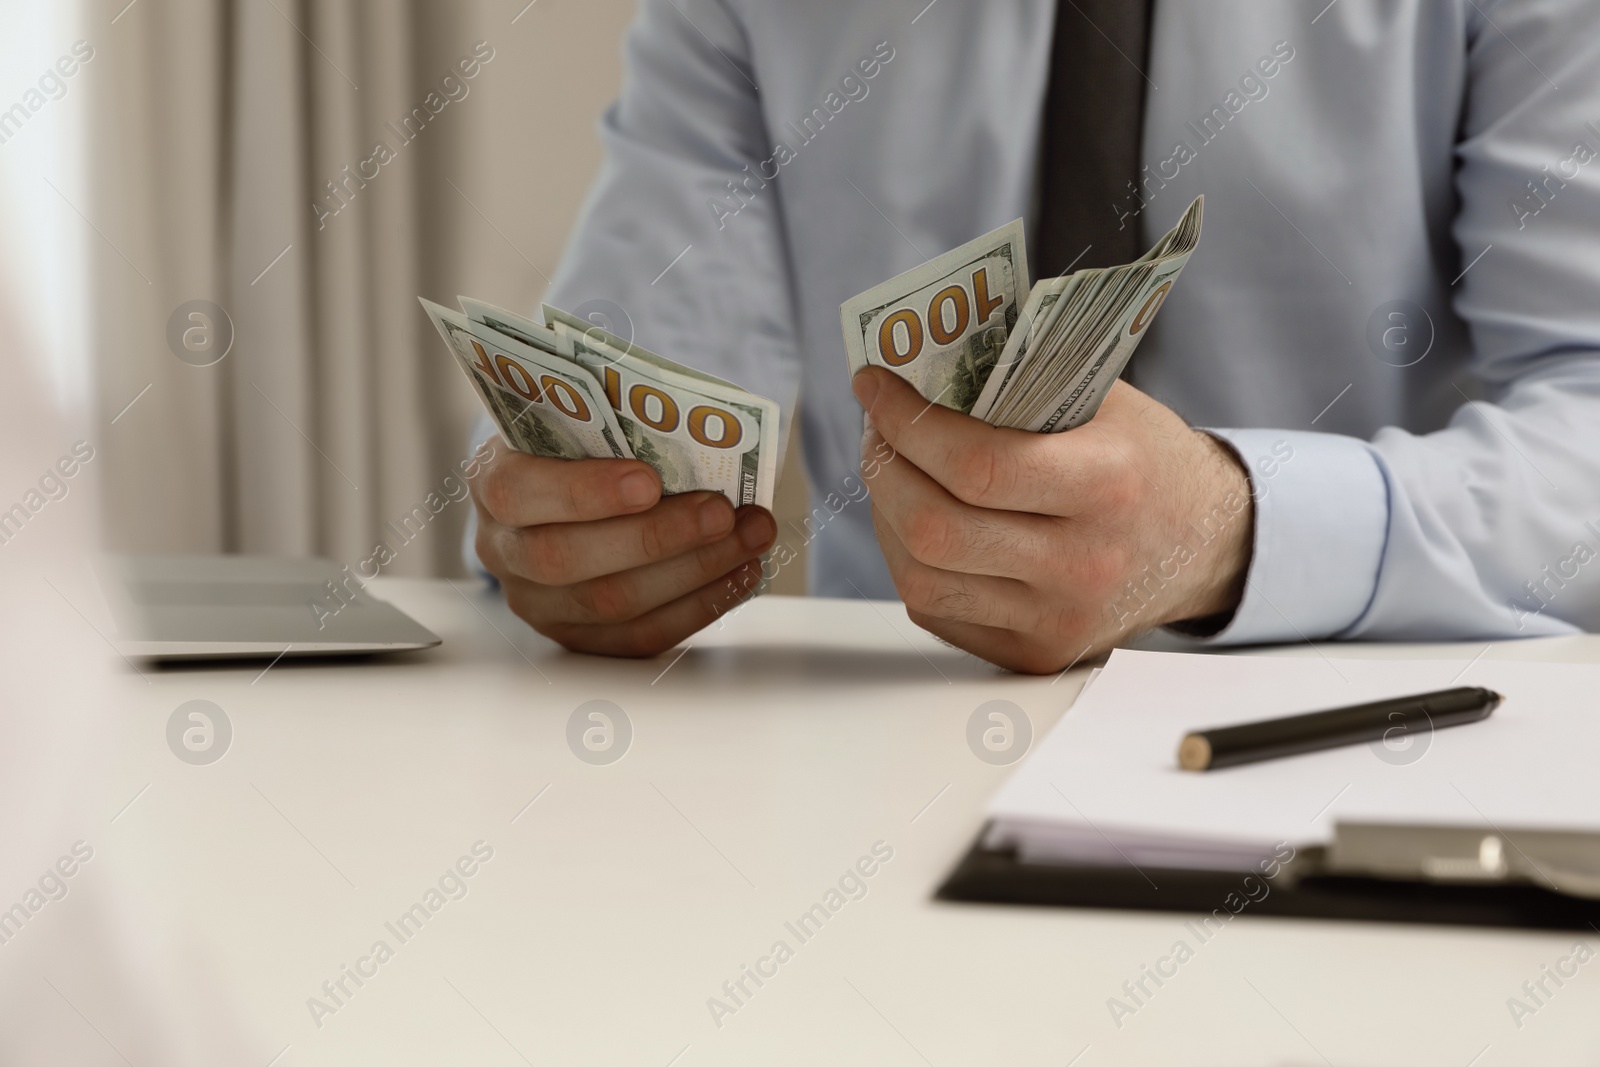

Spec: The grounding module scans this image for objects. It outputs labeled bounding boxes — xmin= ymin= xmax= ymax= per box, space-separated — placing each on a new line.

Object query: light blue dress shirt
xmin=475 ymin=0 xmax=1600 ymax=645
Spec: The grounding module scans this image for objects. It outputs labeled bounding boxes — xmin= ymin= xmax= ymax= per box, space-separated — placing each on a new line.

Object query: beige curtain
xmin=86 ymin=0 xmax=638 ymax=577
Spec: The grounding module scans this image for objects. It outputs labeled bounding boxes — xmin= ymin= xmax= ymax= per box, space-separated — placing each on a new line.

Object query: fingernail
xmin=620 ymin=470 xmax=657 ymax=507
xmin=852 ymin=369 xmax=880 ymax=410
xmin=700 ymin=497 xmax=734 ymax=538
xmin=737 ymin=509 xmax=773 ymax=551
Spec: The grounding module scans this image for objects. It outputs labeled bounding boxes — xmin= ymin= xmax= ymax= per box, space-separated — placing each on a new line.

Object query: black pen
xmin=1177 ymin=686 xmax=1503 ymax=771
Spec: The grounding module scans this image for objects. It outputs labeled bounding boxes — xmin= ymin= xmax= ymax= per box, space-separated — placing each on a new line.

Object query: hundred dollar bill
xmin=464 ymin=296 xmax=719 ymax=390
xmin=839 ymin=219 xmax=1027 ymax=414
xmin=992 ymin=196 xmax=1203 ymax=432
xmin=539 ymin=303 xmax=734 ymax=389
xmin=985 ymin=264 xmax=1130 ymax=429
xmin=852 ymin=197 xmax=1203 ymax=435
xmin=1037 ymin=260 xmax=1188 ymax=432
xmin=419 ymin=298 xmax=631 ymax=462
xmin=453 ymin=296 xmax=779 ymax=510
xmin=457 ymin=295 xmax=565 ymax=359
xmin=968 ymin=272 xmax=1079 ymax=423
xmin=550 ymin=320 xmax=778 ymax=509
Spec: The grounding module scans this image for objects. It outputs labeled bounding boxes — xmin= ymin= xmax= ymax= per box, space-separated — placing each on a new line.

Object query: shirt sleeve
xmin=539 ymin=0 xmax=801 ymax=408
xmin=1195 ymin=0 xmax=1600 ymax=645
xmin=462 ymin=0 xmax=802 ymax=578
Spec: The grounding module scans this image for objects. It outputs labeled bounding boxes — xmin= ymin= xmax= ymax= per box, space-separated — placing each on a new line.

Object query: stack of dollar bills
xmin=841 ymin=195 xmax=1203 ymax=432
xmin=421 ymin=297 xmax=779 ymax=509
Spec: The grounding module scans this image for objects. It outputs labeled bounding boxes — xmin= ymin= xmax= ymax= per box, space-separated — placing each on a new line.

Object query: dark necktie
xmin=1035 ymin=0 xmax=1157 ymax=278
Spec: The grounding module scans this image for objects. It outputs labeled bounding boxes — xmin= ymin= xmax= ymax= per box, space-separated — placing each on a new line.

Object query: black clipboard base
xmin=936 ymin=836 xmax=1600 ymax=932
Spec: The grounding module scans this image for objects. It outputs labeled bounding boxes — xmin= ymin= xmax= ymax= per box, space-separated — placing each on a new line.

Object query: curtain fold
xmin=85 ymin=0 xmax=779 ymax=583
xmin=91 ymin=0 xmax=481 ymax=577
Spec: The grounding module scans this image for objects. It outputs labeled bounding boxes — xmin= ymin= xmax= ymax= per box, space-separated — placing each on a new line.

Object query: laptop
xmin=101 ymin=554 xmax=442 ymax=661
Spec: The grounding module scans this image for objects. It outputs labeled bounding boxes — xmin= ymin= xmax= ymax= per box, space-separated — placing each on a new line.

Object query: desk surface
xmin=53 ymin=585 xmax=1600 ymax=1064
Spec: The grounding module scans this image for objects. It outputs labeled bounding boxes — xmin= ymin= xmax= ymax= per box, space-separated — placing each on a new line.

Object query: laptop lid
xmin=101 ymin=554 xmax=442 ymax=661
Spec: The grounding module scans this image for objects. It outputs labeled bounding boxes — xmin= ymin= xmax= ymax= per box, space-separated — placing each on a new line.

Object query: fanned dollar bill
xmin=427 ymin=295 xmax=780 ymax=510
xmin=842 ymin=197 xmax=1203 ymax=434
xmin=993 ymin=197 xmax=1203 ymax=432
xmin=840 ymin=219 xmax=1028 ymax=414
xmin=422 ymin=298 xmax=631 ymax=461
xmin=457 ymin=296 xmax=565 ymax=358
xmin=548 ymin=321 xmax=777 ymax=508
xmin=538 ymin=303 xmax=735 ymax=389
xmin=968 ymin=274 xmax=1079 ymax=422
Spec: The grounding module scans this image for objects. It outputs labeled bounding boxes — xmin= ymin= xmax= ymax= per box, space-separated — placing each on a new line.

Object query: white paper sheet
xmin=986 ymin=650 xmax=1600 ymax=869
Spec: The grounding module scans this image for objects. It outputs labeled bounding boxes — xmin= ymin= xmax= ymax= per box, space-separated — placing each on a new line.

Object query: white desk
xmin=30 ymin=584 xmax=1600 ymax=1065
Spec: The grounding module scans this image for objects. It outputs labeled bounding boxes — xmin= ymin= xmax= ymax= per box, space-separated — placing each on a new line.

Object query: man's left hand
xmin=853 ymin=366 xmax=1255 ymax=674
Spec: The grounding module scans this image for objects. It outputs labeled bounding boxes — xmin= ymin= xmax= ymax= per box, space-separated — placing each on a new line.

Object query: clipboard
xmin=937 ymin=821 xmax=1600 ymax=931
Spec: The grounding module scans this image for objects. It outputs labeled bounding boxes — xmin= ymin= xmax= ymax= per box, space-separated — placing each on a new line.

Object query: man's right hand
xmin=470 ymin=438 xmax=778 ymax=657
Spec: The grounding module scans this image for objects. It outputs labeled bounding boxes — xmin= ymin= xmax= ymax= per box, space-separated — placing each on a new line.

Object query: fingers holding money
xmin=870 ymin=505 xmax=1040 ymax=630
xmin=525 ymin=507 xmax=776 ymax=626
xmin=853 ymin=367 xmax=1119 ymax=517
xmin=858 ymin=360 xmax=1253 ymax=673
xmin=486 ymin=491 xmax=744 ymax=587
xmin=869 ymin=491 xmax=1093 ymax=672
xmin=872 ymin=508 xmax=1107 ymax=674
xmin=860 ymin=416 xmax=1055 ymax=582
xmin=469 ymin=423 xmax=780 ymax=657
xmin=537 ymin=558 xmax=769 ymax=658
xmin=497 ymin=502 xmax=772 ymax=659
xmin=476 ymin=443 xmax=664 ymax=527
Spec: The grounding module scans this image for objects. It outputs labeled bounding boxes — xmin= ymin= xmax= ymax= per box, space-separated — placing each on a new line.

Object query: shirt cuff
xmin=1189 ymin=429 xmax=1390 ymax=645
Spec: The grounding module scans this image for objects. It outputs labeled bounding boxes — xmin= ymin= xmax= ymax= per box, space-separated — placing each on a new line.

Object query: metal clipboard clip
xmin=1281 ymin=823 xmax=1600 ymax=900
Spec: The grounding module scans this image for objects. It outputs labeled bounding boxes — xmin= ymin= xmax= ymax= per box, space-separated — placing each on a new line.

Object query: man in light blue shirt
xmin=467 ymin=0 xmax=1600 ymax=671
